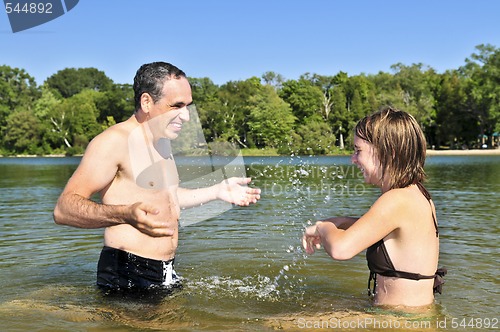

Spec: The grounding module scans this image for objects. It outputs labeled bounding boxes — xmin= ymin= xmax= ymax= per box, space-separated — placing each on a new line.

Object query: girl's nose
xmin=351 ymin=153 xmax=357 ymax=164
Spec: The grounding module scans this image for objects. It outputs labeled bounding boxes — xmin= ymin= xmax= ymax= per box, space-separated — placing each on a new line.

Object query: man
xmin=53 ymin=62 xmax=261 ymax=294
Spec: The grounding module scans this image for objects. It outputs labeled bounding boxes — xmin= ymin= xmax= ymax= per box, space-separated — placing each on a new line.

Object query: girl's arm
xmin=303 ymin=189 xmax=404 ymax=260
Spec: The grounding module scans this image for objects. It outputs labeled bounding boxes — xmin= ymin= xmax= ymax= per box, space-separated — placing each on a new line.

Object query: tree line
xmin=1 ymin=44 xmax=499 ymax=156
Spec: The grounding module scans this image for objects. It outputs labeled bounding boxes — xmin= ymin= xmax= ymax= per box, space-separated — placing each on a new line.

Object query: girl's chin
xmin=363 ymin=176 xmax=377 ymax=186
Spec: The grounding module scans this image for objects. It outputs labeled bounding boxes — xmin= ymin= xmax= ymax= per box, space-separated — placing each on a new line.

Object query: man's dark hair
xmin=133 ymin=62 xmax=186 ymax=110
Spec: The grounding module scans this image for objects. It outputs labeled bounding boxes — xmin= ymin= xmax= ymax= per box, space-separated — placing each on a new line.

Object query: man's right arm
xmin=54 ymin=191 xmax=172 ymax=237
xmin=53 ymin=192 xmax=129 ymax=228
xmin=53 ymin=129 xmax=173 ymax=237
xmin=53 ymin=130 xmax=130 ymax=228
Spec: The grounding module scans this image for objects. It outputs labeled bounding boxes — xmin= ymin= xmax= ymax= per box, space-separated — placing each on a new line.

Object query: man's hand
xmin=217 ymin=177 xmax=261 ymax=206
xmin=126 ymin=202 xmax=176 ymax=237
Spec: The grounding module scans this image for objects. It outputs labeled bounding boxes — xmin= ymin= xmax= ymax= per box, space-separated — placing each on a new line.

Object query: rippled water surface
xmin=0 ymin=155 xmax=498 ymax=331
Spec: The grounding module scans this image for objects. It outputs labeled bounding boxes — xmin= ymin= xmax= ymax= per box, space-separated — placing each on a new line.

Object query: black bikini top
xmin=365 ymin=183 xmax=447 ymax=296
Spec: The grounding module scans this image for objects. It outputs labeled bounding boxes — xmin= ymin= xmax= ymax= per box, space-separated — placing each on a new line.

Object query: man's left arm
xmin=177 ymin=177 xmax=261 ymax=208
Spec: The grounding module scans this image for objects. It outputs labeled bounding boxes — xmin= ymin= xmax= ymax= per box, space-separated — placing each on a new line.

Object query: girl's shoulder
xmin=375 ymin=185 xmax=432 ymax=222
xmin=376 ymin=186 xmax=414 ymax=206
xmin=380 ymin=185 xmax=426 ymax=201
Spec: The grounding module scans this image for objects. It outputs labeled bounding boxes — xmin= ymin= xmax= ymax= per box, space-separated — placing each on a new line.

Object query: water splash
xmin=251 ymin=156 xmax=344 ymax=301
xmin=187 ymin=275 xmax=281 ymax=300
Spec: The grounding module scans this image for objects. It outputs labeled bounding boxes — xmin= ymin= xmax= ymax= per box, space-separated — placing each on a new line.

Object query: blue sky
xmin=2 ymin=0 xmax=500 ymax=86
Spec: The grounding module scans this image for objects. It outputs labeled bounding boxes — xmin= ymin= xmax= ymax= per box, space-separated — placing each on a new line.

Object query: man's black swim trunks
xmin=97 ymin=246 xmax=181 ymax=294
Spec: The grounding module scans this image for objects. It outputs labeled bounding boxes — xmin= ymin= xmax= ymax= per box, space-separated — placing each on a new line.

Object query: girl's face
xmin=351 ymin=135 xmax=382 ymax=187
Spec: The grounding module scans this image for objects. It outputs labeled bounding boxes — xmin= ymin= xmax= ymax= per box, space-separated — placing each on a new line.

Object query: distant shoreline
xmin=425 ymin=148 xmax=500 ymax=156
xmin=2 ymin=148 xmax=499 ymax=158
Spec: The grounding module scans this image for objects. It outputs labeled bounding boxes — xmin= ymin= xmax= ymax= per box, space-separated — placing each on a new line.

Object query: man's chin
xmin=165 ymin=132 xmax=180 ymax=140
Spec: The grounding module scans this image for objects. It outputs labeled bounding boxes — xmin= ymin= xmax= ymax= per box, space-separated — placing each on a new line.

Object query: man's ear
xmin=140 ymin=93 xmax=153 ymax=114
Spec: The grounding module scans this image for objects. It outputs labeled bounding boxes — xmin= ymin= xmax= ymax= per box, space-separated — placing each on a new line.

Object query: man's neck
xmin=134 ymin=109 xmax=148 ymax=124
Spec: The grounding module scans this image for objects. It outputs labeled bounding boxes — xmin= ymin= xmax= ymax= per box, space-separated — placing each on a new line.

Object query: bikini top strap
xmin=431 ymin=209 xmax=439 ymax=237
xmin=416 ymin=182 xmax=431 ymax=200
xmin=416 ymin=182 xmax=439 ymax=237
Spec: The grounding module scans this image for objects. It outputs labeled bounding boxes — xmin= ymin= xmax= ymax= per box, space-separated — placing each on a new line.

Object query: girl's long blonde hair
xmin=354 ymin=107 xmax=427 ymax=189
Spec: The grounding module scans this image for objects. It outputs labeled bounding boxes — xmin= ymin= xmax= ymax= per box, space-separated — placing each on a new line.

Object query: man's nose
xmin=180 ymin=106 xmax=190 ymax=122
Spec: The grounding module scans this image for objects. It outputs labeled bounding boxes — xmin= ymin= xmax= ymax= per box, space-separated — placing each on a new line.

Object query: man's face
xmin=147 ymin=76 xmax=192 ymax=140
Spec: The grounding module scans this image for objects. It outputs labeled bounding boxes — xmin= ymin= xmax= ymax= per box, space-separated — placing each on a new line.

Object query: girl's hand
xmin=302 ymin=222 xmax=323 ymax=254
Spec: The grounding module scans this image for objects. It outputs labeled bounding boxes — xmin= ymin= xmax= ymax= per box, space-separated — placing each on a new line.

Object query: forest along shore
xmin=2 ymin=148 xmax=500 ymax=158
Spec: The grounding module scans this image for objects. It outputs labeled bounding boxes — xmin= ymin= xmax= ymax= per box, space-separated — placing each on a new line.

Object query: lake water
xmin=0 ymin=155 xmax=498 ymax=331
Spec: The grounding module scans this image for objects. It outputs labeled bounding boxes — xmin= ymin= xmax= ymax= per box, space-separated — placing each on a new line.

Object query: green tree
xmin=3 ymin=110 xmax=41 ymax=154
xmin=189 ymin=77 xmax=222 ymax=142
xmin=342 ymin=75 xmax=376 ymax=148
xmin=0 ymin=65 xmax=40 ymax=129
xmin=45 ymin=67 xmax=114 ymax=98
xmin=247 ymin=84 xmax=296 ymax=148
xmin=45 ymin=89 xmax=102 ymax=153
xmin=95 ymin=83 xmax=135 ymax=123
xmin=462 ymin=44 xmax=500 ymax=147
xmin=329 ymin=85 xmax=348 ymax=148
xmin=434 ymin=70 xmax=470 ymax=148
xmin=309 ymin=73 xmax=334 ymax=121
xmin=261 ymin=71 xmax=285 ymax=90
xmin=34 ymin=84 xmax=61 ymax=118
xmin=279 ymin=76 xmax=323 ymax=124
xmin=390 ymin=63 xmax=438 ymax=130
xmin=217 ymin=77 xmax=264 ymax=147
xmin=283 ymin=121 xmax=337 ymax=155
xmin=345 ymin=75 xmax=374 ymax=119
xmin=33 ymin=84 xmax=63 ymax=153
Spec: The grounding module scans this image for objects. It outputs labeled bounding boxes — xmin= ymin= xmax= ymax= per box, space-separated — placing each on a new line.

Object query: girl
xmin=302 ymin=107 xmax=446 ymax=307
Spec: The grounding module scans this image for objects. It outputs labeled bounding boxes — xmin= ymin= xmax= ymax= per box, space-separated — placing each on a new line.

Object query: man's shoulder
xmin=84 ymin=118 xmax=137 ymax=158
xmin=93 ymin=118 xmax=136 ymax=142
